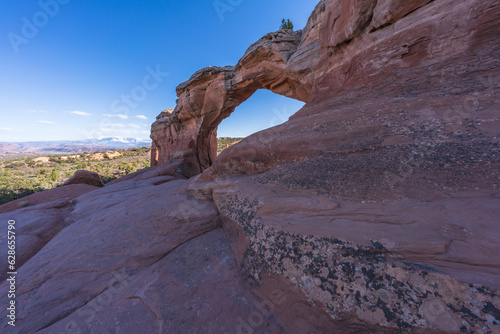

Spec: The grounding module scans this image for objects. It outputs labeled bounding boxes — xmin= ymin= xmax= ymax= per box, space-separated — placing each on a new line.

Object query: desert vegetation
xmin=0 ymin=137 xmax=243 ymax=205
xmin=0 ymin=146 xmax=151 ymax=205
xmin=217 ymin=137 xmax=243 ymax=154
xmin=280 ymin=18 xmax=294 ymax=30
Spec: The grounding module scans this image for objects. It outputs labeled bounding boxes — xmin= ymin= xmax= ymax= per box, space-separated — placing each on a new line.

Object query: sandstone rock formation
xmin=0 ymin=184 xmax=98 ymax=215
xmin=0 ymin=184 xmax=98 ymax=281
xmin=63 ymin=170 xmax=105 ymax=188
xmin=1 ymin=0 xmax=499 ymax=333
xmin=150 ymin=28 xmax=307 ymax=170
xmin=1 ymin=161 xmax=342 ymax=333
xmin=152 ymin=0 xmax=499 ymax=181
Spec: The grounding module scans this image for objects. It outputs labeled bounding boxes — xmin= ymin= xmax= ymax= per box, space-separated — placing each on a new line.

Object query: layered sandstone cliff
xmin=1 ymin=0 xmax=499 ymax=333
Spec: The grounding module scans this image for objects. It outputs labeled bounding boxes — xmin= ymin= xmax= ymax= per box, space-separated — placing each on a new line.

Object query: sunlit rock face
xmin=2 ymin=0 xmax=499 ymax=333
xmin=150 ymin=0 xmax=500 ymax=332
xmin=150 ymin=28 xmax=311 ymax=171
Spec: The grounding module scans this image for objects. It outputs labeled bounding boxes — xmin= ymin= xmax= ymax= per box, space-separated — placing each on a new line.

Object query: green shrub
xmin=36 ymin=169 xmax=50 ymax=177
xmin=119 ymin=162 xmax=136 ymax=175
xmin=5 ymin=162 xmax=24 ymax=169
xmin=25 ymin=158 xmax=36 ymax=166
xmin=76 ymin=162 xmax=87 ymax=170
xmin=280 ymin=18 xmax=294 ymax=30
xmin=50 ymin=170 xmax=61 ymax=182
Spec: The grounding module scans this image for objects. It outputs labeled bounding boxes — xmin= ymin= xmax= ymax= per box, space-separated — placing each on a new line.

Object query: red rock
xmin=370 ymin=0 xmax=433 ymax=31
xmin=0 ymin=198 xmax=84 ymax=281
xmin=1 ymin=0 xmax=499 ymax=333
xmin=151 ymin=29 xmax=306 ymax=170
xmin=0 ymin=174 xmax=341 ymax=333
xmin=325 ymin=0 xmax=378 ymax=47
xmin=0 ymin=177 xmax=220 ymax=333
xmin=0 ymin=184 xmax=98 ymax=214
xmin=151 ymin=0 xmax=499 ymax=186
xmin=36 ymin=229 xmax=342 ymax=334
xmin=212 ymin=177 xmax=500 ymax=333
xmin=0 ymin=185 xmax=99 ymax=281
xmin=63 ymin=170 xmax=105 ymax=187
xmin=151 ymin=0 xmax=500 ymax=331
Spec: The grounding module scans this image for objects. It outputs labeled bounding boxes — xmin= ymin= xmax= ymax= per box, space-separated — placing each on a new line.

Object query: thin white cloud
xmin=101 ymin=128 xmax=139 ymax=134
xmin=98 ymin=122 xmax=150 ymax=136
xmin=103 ymin=114 xmax=128 ymax=119
xmin=102 ymin=123 xmax=127 ymax=128
xmin=38 ymin=121 xmax=56 ymax=125
xmin=0 ymin=127 xmax=14 ymax=132
xmin=134 ymin=115 xmax=148 ymax=120
xmin=27 ymin=109 xmax=49 ymax=113
xmin=70 ymin=111 xmax=92 ymax=116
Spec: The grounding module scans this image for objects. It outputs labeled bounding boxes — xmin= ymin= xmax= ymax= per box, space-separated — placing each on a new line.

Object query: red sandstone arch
xmin=151 ymin=29 xmax=313 ymax=172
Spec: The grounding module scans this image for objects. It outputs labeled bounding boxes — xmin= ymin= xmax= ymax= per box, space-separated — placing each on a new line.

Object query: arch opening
xmin=197 ymin=89 xmax=306 ymax=170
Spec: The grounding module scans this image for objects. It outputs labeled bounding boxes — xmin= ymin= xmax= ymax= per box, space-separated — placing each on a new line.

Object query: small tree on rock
xmin=280 ymin=19 xmax=294 ymax=30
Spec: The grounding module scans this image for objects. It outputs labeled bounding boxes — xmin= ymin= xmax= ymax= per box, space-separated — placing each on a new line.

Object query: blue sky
xmin=0 ymin=0 xmax=315 ymax=142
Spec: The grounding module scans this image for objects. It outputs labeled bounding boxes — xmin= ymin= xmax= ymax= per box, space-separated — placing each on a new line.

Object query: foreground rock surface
xmin=1 ymin=0 xmax=499 ymax=333
xmin=209 ymin=177 xmax=500 ymax=333
xmin=0 ymin=163 xmax=341 ymax=333
xmin=38 ymin=229 xmax=344 ymax=334
xmin=0 ymin=184 xmax=98 ymax=214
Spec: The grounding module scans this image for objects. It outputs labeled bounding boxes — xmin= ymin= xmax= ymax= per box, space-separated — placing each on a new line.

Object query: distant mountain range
xmin=0 ymin=137 xmax=151 ymax=156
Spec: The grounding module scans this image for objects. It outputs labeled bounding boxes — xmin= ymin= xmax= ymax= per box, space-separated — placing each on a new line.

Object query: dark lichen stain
xmin=477 ymin=286 xmax=498 ymax=298
xmin=459 ymin=325 xmax=475 ymax=334
xmin=377 ymin=298 xmax=396 ymax=322
xmin=395 ymin=318 xmax=411 ymax=329
xmin=448 ymin=304 xmax=481 ymax=321
xmin=403 ymin=261 xmax=438 ymax=273
xmin=370 ymin=240 xmax=385 ymax=251
xmin=255 ymin=141 xmax=500 ymax=202
xmin=482 ymin=302 xmax=500 ymax=318
xmin=220 ymin=193 xmax=499 ymax=333
xmin=355 ymin=290 xmax=362 ymax=306
xmin=341 ymin=262 xmax=356 ymax=277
